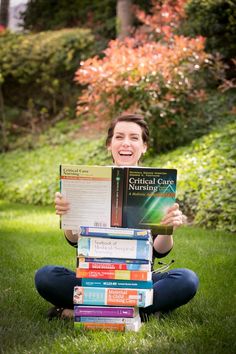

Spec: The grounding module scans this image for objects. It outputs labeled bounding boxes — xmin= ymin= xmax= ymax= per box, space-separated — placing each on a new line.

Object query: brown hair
xmin=105 ymin=114 xmax=150 ymax=147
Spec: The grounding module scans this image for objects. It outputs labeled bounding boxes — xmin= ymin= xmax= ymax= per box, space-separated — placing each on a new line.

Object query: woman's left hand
xmin=161 ymin=203 xmax=187 ymax=230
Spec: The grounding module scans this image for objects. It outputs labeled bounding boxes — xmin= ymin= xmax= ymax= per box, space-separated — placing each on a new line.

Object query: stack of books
xmin=73 ymin=226 xmax=154 ymax=332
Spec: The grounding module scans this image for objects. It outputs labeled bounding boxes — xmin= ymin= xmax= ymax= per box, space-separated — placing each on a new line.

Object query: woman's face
xmin=107 ymin=121 xmax=147 ymax=166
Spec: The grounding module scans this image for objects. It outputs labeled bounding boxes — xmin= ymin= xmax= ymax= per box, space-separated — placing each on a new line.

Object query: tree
xmin=181 ymin=0 xmax=236 ymax=61
xmin=116 ymin=0 xmax=133 ymax=39
xmin=0 ymin=0 xmax=10 ymax=28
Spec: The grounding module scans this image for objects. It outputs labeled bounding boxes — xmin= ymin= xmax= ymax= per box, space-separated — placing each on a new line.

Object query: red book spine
xmin=76 ymin=268 xmax=151 ymax=281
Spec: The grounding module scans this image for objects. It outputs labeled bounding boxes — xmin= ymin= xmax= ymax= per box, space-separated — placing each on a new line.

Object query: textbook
xmin=80 ymin=278 xmax=153 ymax=289
xmin=76 ymin=268 xmax=152 ymax=281
xmin=74 ymin=322 xmax=125 ymax=331
xmin=73 ymin=286 xmax=153 ymax=307
xmin=79 ymin=226 xmax=151 ymax=240
xmin=77 ymin=237 xmax=153 ymax=261
xmin=74 ymin=305 xmax=138 ymax=318
xmin=74 ymin=314 xmax=142 ymax=332
xmin=74 ymin=314 xmax=140 ymax=324
xmin=60 ymin=165 xmax=177 ymax=234
xmin=74 ymin=321 xmax=142 ymax=332
xmin=78 ymin=259 xmax=151 ymax=271
xmin=77 ymin=256 xmax=151 ymax=265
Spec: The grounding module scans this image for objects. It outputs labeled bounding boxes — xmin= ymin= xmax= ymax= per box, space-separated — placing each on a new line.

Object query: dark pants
xmin=35 ymin=265 xmax=199 ymax=317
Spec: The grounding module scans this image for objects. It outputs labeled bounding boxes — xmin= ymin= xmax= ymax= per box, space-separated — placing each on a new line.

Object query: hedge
xmin=0 ymin=121 xmax=235 ymax=232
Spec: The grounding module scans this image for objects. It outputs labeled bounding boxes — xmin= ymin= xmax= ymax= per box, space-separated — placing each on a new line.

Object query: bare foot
xmin=61 ymin=309 xmax=74 ymax=319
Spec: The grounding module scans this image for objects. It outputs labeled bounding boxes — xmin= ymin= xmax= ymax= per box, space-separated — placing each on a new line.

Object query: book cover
xmin=60 ymin=165 xmax=177 ymax=235
xmin=60 ymin=165 xmax=112 ymax=229
xmin=77 ymin=237 xmax=153 ymax=261
xmin=74 ymin=305 xmax=138 ymax=318
xmin=76 ymin=268 xmax=152 ymax=281
xmin=80 ymin=226 xmax=152 ymax=240
xmin=112 ymin=167 xmax=177 ymax=235
xmin=81 ymin=278 xmax=153 ymax=289
xmin=78 ymin=260 xmax=151 ymax=271
xmin=73 ymin=286 xmax=153 ymax=307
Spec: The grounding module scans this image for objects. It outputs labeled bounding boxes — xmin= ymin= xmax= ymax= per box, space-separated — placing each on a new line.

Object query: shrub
xmin=146 ymin=121 xmax=236 ymax=233
xmin=0 ymin=120 xmax=234 ymax=232
xmin=75 ymin=0 xmax=213 ymax=152
xmin=0 ymin=28 xmax=94 ymax=141
xmin=182 ymin=0 xmax=236 ymax=61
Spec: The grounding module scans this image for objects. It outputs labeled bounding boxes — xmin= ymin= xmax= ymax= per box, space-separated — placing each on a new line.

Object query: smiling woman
xmin=35 ymin=113 xmax=199 ymax=321
xmin=106 ymin=114 xmax=149 ymax=166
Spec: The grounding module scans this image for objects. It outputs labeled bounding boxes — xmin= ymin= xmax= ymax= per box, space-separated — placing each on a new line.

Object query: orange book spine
xmin=76 ymin=268 xmax=151 ymax=281
xmin=79 ymin=322 xmax=125 ymax=331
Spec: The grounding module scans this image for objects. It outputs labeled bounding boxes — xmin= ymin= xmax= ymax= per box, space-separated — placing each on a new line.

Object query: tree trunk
xmin=0 ymin=84 xmax=8 ymax=152
xmin=116 ymin=0 xmax=133 ymax=40
xmin=0 ymin=0 xmax=10 ymax=28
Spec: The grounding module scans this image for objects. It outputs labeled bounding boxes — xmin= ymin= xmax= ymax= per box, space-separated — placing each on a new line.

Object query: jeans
xmin=35 ymin=265 xmax=199 ymax=317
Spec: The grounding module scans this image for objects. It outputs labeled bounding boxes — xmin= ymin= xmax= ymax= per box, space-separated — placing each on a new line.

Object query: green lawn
xmin=0 ymin=200 xmax=235 ymax=354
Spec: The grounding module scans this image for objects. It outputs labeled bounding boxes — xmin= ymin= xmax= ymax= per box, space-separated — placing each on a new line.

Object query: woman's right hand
xmin=54 ymin=192 xmax=70 ymax=215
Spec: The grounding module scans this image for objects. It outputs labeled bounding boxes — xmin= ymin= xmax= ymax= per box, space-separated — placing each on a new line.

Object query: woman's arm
xmin=153 ymin=203 xmax=186 ymax=254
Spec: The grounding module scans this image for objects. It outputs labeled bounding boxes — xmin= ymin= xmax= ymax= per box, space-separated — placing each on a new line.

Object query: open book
xmin=60 ymin=165 xmax=177 ymax=234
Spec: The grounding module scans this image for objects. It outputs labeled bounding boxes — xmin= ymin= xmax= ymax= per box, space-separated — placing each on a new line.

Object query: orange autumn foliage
xmin=75 ymin=0 xmax=211 ymax=150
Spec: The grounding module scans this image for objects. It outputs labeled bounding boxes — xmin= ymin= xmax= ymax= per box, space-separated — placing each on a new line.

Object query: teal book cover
xmin=120 ymin=168 xmax=177 ymax=235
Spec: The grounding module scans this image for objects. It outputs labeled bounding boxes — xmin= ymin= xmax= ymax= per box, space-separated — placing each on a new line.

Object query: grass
xmin=0 ymin=200 xmax=235 ymax=354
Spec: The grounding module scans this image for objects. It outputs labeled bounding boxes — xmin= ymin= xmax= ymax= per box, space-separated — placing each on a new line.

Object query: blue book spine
xmin=80 ymin=226 xmax=152 ymax=240
xmin=81 ymin=278 xmax=153 ymax=289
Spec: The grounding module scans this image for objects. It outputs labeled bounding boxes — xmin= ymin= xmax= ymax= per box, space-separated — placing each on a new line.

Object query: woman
xmin=35 ymin=114 xmax=199 ymax=320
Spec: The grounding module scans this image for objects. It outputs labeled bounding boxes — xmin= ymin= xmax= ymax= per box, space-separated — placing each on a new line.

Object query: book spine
xmin=74 ymin=305 xmax=137 ymax=318
xmin=80 ymin=226 xmax=151 ymax=240
xmin=76 ymin=268 xmax=152 ymax=281
xmin=81 ymin=278 xmax=153 ymax=289
xmin=77 ymin=237 xmax=153 ymax=261
xmin=74 ymin=322 xmax=125 ymax=331
xmin=74 ymin=315 xmax=139 ymax=324
xmin=73 ymin=286 xmax=153 ymax=307
xmin=78 ymin=257 xmax=150 ymax=264
xmin=79 ymin=233 xmax=150 ymax=241
xmin=111 ymin=167 xmax=124 ymax=227
xmin=78 ymin=261 xmax=151 ymax=271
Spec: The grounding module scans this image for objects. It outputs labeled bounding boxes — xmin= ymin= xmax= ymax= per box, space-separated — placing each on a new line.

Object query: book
xmin=60 ymin=165 xmax=177 ymax=234
xmin=77 ymin=237 xmax=153 ymax=261
xmin=74 ymin=305 xmax=138 ymax=317
xmin=73 ymin=286 xmax=153 ymax=307
xmin=78 ymin=260 xmax=151 ymax=271
xmin=74 ymin=314 xmax=140 ymax=324
xmin=74 ymin=320 xmax=142 ymax=332
xmin=76 ymin=268 xmax=152 ymax=281
xmin=81 ymin=278 xmax=153 ymax=289
xmin=74 ymin=322 xmax=125 ymax=331
xmin=74 ymin=305 xmax=138 ymax=318
xmin=78 ymin=256 xmax=151 ymax=265
xmin=80 ymin=226 xmax=152 ymax=240
xmin=74 ymin=314 xmax=142 ymax=332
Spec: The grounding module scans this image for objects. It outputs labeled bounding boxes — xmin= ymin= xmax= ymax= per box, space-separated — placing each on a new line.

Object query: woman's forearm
xmin=153 ymin=234 xmax=173 ymax=254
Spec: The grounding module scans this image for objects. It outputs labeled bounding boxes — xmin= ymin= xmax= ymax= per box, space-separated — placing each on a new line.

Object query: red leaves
xmin=75 ymin=0 xmax=209 ymax=121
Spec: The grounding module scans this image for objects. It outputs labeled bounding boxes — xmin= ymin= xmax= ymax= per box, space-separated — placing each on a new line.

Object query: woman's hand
xmin=161 ymin=203 xmax=187 ymax=230
xmin=54 ymin=192 xmax=70 ymax=215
